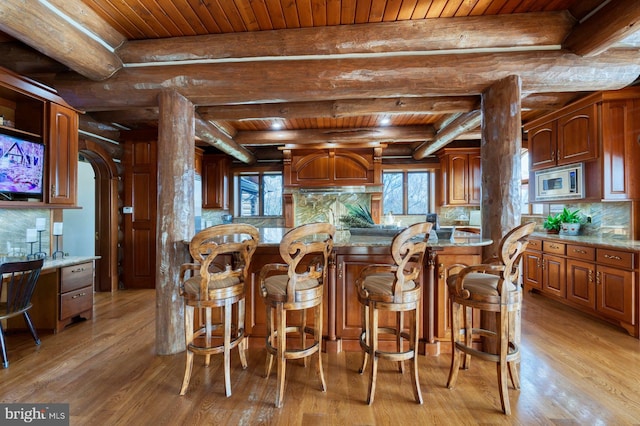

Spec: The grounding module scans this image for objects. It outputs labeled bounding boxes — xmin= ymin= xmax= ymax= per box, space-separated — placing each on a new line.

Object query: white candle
xmin=26 ymin=228 xmax=37 ymax=242
xmin=53 ymin=222 xmax=63 ymax=235
xmin=35 ymin=218 xmax=46 ymax=231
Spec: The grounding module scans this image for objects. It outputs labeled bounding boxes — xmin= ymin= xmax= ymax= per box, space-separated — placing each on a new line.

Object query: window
xmin=520 ymin=151 xmax=543 ymax=215
xmin=236 ymin=172 xmax=283 ymax=217
xmin=383 ymin=170 xmax=433 ymax=215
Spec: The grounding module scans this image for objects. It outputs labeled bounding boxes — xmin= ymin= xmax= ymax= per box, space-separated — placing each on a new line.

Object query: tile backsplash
xmin=0 ymin=209 xmax=51 ymax=257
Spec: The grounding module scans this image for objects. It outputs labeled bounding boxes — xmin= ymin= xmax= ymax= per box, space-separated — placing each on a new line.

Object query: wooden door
xmin=557 ymin=104 xmax=598 ymax=165
xmin=122 ymin=137 xmax=157 ymax=289
xmin=597 ymin=265 xmax=634 ymax=324
xmin=566 ymin=258 xmax=595 ymax=309
xmin=542 ymin=254 xmax=566 ymax=299
xmin=47 ymin=103 xmax=78 ymax=205
xmin=522 ymin=250 xmax=543 ymax=290
xmin=447 ymin=153 xmax=469 ymax=205
xmin=528 ymin=122 xmax=556 ymax=170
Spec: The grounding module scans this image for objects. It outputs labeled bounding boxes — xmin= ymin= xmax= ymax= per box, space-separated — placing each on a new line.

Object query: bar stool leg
xmin=447 ymin=299 xmax=462 ymax=389
xmin=367 ymin=305 xmax=379 ymax=405
xmin=410 ymin=307 xmax=423 ymax=404
xmin=238 ymin=299 xmax=248 ymax=369
xmin=180 ymin=304 xmax=195 ymax=395
xmin=315 ymin=303 xmax=326 ymax=392
xmin=358 ymin=303 xmax=369 ymax=374
xmin=275 ymin=304 xmax=287 ymax=408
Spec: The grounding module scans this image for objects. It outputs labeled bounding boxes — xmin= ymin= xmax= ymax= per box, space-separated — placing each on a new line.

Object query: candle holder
xmin=52 ymin=234 xmax=64 ymax=259
xmin=26 ymin=241 xmax=37 ymax=259
xmin=32 ymin=229 xmax=47 ymax=259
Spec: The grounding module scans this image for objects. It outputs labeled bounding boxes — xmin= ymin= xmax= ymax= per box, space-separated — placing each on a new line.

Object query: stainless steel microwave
xmin=534 ymin=163 xmax=584 ymax=201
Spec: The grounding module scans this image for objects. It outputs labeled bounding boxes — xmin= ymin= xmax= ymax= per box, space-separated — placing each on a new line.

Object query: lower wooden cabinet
xmin=9 ymin=260 xmax=94 ymax=333
xmin=525 ymin=238 xmax=637 ymax=337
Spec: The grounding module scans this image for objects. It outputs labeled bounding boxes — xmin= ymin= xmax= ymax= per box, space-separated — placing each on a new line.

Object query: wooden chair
xmin=355 ymin=222 xmax=433 ymax=405
xmin=0 ymin=258 xmax=44 ymax=368
xmin=179 ymin=224 xmax=259 ymax=396
xmin=259 ymin=222 xmax=335 ymax=407
xmin=446 ymin=221 xmax=536 ymax=415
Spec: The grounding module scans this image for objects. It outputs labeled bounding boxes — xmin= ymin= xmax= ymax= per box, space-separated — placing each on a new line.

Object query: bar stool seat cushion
xmin=362 ymin=273 xmax=416 ymax=296
xmin=183 ymin=275 xmax=240 ymax=296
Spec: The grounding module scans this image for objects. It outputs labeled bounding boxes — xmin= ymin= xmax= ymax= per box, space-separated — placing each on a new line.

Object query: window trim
xmin=233 ymin=169 xmax=283 ymax=217
xmin=382 ymin=167 xmax=436 ymax=215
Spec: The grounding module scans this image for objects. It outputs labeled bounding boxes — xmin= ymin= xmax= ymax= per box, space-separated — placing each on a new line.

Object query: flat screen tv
xmin=0 ymin=131 xmax=45 ymax=198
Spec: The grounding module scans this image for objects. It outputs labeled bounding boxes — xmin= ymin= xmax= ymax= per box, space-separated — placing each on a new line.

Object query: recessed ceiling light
xmin=271 ymin=122 xmax=282 ymax=130
xmin=380 ymin=118 xmax=390 ymax=126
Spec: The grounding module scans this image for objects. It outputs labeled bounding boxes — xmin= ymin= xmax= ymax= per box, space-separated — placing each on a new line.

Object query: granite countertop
xmin=531 ymin=232 xmax=640 ymax=252
xmin=258 ymin=227 xmax=492 ymax=248
xmin=0 ymin=255 xmax=100 ymax=271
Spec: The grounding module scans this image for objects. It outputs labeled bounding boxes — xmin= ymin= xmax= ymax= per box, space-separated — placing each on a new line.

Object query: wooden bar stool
xmin=259 ymin=223 xmax=335 ymax=407
xmin=446 ymin=222 xmax=535 ymax=415
xmin=355 ymin=222 xmax=432 ymax=405
xmin=0 ymin=258 xmax=44 ymax=368
xmin=178 ymin=224 xmax=259 ymax=396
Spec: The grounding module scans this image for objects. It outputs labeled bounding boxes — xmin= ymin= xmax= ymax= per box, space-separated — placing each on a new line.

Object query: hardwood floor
xmin=1 ymin=289 xmax=639 ymax=425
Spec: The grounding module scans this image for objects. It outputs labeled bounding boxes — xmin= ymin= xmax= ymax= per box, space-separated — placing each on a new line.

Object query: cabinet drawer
xmin=61 ymin=262 xmax=93 ymax=293
xmin=527 ymin=239 xmax=542 ymax=251
xmin=543 ymin=241 xmax=565 ymax=255
xmin=60 ymin=285 xmax=92 ymax=320
xmin=567 ymin=245 xmax=595 ymax=261
xmin=597 ymin=249 xmax=634 ymax=270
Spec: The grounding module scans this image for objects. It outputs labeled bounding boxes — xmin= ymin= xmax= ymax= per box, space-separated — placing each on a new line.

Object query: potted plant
xmin=543 ymin=213 xmax=562 ymax=234
xmin=557 ymin=208 xmax=585 ymax=236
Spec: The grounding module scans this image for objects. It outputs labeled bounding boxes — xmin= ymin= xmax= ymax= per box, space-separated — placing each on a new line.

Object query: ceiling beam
xmin=0 ymin=0 xmax=124 ymax=80
xmin=50 ymin=49 xmax=640 ymax=111
xmin=413 ymin=111 xmax=482 ymax=159
xmin=197 ymin=96 xmax=480 ymax=121
xmin=235 ymin=125 xmax=436 ymax=146
xmin=194 ymin=115 xmax=256 ymax=164
xmin=118 ymin=12 xmax=574 ymax=65
xmin=564 ymin=0 xmax=640 ymax=56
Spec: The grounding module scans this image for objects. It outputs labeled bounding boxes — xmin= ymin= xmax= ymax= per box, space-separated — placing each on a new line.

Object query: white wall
xmin=63 ymin=161 xmax=95 ymax=256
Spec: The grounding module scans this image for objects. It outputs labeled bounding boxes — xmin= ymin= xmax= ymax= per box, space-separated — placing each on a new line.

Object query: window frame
xmin=232 ymin=165 xmax=283 ymax=218
xmin=382 ymin=165 xmax=436 ymax=215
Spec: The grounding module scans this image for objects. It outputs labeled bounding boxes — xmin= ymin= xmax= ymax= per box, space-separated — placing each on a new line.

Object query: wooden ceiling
xmin=0 ymin=0 xmax=639 ymax=162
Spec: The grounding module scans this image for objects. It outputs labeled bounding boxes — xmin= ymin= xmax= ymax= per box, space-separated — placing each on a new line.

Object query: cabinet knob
xmin=50 ymin=184 xmax=56 ymax=196
xmin=604 ymin=254 xmax=622 ymax=260
xmin=573 ymin=249 xmax=587 ymax=254
xmin=549 ymin=244 xmax=560 ymax=249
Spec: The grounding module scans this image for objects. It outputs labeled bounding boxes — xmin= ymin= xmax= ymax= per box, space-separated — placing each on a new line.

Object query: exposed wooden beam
xmin=197 ymin=97 xmax=479 ymax=121
xmin=413 ymin=111 xmax=482 ymax=159
xmin=564 ymin=0 xmax=640 ymax=57
xmin=117 ymin=12 xmax=574 ymax=64
xmin=0 ymin=0 xmax=124 ymax=81
xmin=195 ymin=115 xmax=256 ymax=164
xmin=50 ymin=50 xmax=640 ymax=111
xmin=235 ymin=125 xmax=436 ymax=146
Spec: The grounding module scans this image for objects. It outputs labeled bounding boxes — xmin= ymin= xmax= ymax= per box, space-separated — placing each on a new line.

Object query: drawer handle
xmin=549 ymin=244 xmax=560 ymax=249
xmin=71 ymin=267 xmax=85 ymax=273
xmin=604 ymin=254 xmax=622 ymax=260
xmin=71 ymin=292 xmax=86 ymax=299
xmin=573 ymin=249 xmax=587 ymax=254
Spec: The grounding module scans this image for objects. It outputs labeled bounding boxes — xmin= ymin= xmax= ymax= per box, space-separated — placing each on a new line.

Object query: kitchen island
xmin=244 ymin=227 xmax=492 ymax=354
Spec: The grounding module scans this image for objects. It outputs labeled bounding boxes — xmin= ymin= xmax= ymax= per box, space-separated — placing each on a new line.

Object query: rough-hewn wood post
xmin=481 ymin=75 xmax=522 ymax=260
xmin=156 ymin=89 xmax=195 ymax=355
xmin=480 ymin=75 xmax=522 ymax=354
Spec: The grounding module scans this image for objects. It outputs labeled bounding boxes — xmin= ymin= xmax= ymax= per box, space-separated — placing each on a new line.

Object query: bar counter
xmin=243 ymin=226 xmax=492 ymax=355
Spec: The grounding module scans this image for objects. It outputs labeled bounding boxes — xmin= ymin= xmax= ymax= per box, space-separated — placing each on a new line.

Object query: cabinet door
xmin=447 ymin=153 xmax=469 ymax=205
xmin=566 ymin=258 xmax=595 ymax=309
xmin=601 ymin=100 xmax=640 ymax=200
xmin=522 ymin=250 xmax=543 ymax=290
xmin=528 ymin=122 xmax=556 ymax=170
xmin=435 ymin=252 xmax=481 ymax=341
xmin=468 ymin=152 xmax=482 ymax=205
xmin=597 ymin=264 xmax=634 ymax=324
xmin=557 ymin=104 xmax=598 ymax=165
xmin=542 ymin=253 xmax=566 ymax=298
xmin=47 ymin=103 xmax=78 ymax=205
xmin=202 ymin=155 xmax=229 ymax=209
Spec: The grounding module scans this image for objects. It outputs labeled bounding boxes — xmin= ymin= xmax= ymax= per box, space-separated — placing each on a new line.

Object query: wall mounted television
xmin=0 ymin=131 xmax=45 ymax=200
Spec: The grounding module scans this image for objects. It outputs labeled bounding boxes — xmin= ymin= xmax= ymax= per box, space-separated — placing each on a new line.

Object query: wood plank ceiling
xmin=0 ymin=0 xmax=639 ymax=162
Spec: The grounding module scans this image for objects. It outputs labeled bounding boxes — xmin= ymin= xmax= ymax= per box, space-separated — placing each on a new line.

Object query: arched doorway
xmin=78 ymin=139 xmax=120 ymax=292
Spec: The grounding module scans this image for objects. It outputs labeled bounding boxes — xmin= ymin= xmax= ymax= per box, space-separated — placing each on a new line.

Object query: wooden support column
xmin=156 ymin=89 xmax=195 ymax=355
xmin=480 ymin=75 xmax=522 ymax=260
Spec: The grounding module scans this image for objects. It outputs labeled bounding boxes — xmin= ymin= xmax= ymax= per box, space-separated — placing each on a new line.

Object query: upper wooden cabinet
xmin=47 ymin=103 xmax=78 ymax=206
xmin=202 ymin=154 xmax=229 ymax=209
xmin=284 ymin=148 xmax=381 ymax=187
xmin=438 ymin=148 xmax=481 ymax=206
xmin=527 ymin=103 xmax=598 ymax=171
xmin=0 ymin=66 xmax=79 ymax=207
